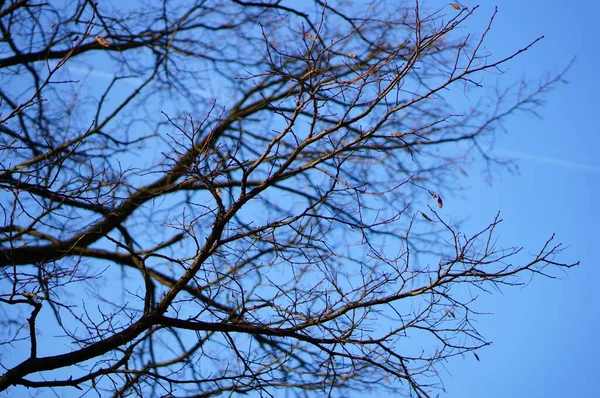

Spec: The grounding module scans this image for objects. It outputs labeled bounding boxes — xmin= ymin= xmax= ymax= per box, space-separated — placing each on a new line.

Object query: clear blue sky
xmin=430 ymin=0 xmax=599 ymax=396
xmin=2 ymin=1 xmax=597 ymax=397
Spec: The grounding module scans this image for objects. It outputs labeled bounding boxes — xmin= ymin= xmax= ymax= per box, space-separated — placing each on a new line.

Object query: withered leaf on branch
xmin=429 ymin=192 xmax=443 ymax=208
xmin=94 ymin=35 xmax=110 ymax=48
xmin=421 ymin=212 xmax=433 ymax=222
xmin=450 ymin=3 xmax=461 ymax=10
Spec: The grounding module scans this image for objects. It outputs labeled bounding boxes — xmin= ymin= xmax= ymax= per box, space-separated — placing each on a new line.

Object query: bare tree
xmin=0 ymin=1 xmax=577 ymax=397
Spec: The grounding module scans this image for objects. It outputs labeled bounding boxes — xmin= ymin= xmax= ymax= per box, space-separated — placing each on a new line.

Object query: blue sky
xmin=433 ymin=0 xmax=599 ymax=396
xmin=1 ymin=1 xmax=597 ymax=397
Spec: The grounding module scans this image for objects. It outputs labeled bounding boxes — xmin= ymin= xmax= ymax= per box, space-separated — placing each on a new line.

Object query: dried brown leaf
xmin=437 ymin=195 xmax=443 ymax=209
xmin=94 ymin=35 xmax=110 ymax=48
xmin=450 ymin=3 xmax=461 ymax=10
xmin=421 ymin=211 xmax=433 ymax=222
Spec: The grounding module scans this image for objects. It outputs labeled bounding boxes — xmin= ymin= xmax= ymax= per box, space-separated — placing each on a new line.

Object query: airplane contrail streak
xmin=495 ymin=149 xmax=600 ymax=174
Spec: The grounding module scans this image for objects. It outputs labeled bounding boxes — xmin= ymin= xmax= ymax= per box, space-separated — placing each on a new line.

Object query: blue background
xmin=1 ymin=1 xmax=597 ymax=397
xmin=434 ymin=0 xmax=599 ymax=396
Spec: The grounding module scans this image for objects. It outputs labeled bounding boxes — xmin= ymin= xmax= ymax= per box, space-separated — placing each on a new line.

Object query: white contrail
xmin=63 ymin=65 xmax=210 ymax=96
xmin=495 ymin=149 xmax=600 ymax=174
xmin=64 ymin=65 xmax=144 ymax=85
xmin=56 ymin=67 xmax=600 ymax=176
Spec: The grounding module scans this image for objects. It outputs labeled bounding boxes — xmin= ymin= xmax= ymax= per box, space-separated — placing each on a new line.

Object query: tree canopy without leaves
xmin=0 ymin=1 xmax=577 ymax=397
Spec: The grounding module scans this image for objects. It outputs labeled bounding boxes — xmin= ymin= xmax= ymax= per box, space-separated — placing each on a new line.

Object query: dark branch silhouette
xmin=0 ymin=1 xmax=576 ymax=396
